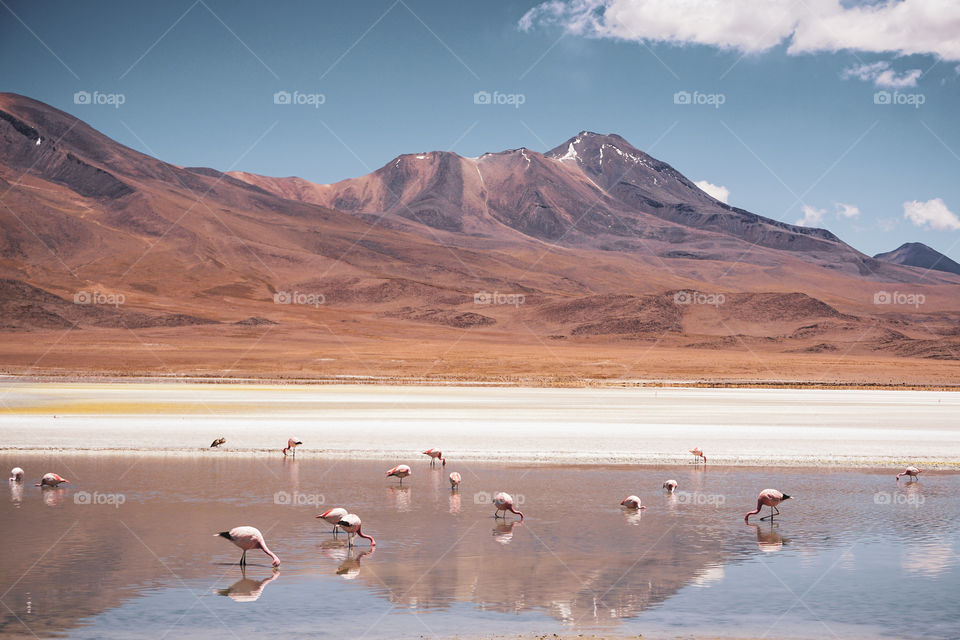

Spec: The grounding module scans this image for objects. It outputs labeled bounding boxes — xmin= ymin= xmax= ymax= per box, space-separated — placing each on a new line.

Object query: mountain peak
xmin=874 ymin=242 xmax=960 ymax=276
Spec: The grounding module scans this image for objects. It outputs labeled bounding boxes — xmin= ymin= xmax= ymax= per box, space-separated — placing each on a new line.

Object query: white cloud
xmin=520 ymin=0 xmax=960 ymax=61
xmin=903 ymin=198 xmax=960 ymax=231
xmin=694 ymin=180 xmax=729 ymax=203
xmin=796 ymin=205 xmax=826 ymax=227
xmin=835 ymin=202 xmax=860 ymax=218
xmin=841 ymin=61 xmax=922 ymax=88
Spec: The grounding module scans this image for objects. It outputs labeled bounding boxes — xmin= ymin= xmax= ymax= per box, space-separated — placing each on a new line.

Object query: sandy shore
xmin=2 ymin=382 xmax=959 ymax=468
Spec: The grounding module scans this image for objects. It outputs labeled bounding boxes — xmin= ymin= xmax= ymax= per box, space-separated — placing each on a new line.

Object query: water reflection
xmin=748 ymin=523 xmax=786 ymax=553
xmin=387 ymin=486 xmax=412 ymax=511
xmin=623 ymin=509 xmax=644 ymax=526
xmin=9 ymin=481 xmax=23 ymax=505
xmin=216 ymin=568 xmax=280 ymax=602
xmin=1 ymin=455 xmax=958 ymax=640
xmin=336 ymin=548 xmax=375 ymax=579
xmin=449 ymin=492 xmax=461 ymax=514
xmin=492 ymin=521 xmax=521 ymax=545
xmin=40 ymin=486 xmax=66 ymax=507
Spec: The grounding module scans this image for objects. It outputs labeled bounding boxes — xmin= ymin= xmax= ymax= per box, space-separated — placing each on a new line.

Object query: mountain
xmin=874 ymin=242 xmax=960 ymax=276
xmin=2 ymin=92 xmax=959 ymax=383
xmin=230 ymin=132 xmax=885 ymax=273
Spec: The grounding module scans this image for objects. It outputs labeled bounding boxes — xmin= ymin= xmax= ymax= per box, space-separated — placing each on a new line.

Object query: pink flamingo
xmin=337 ymin=513 xmax=375 ymax=547
xmin=663 ymin=479 xmax=678 ymax=492
xmin=215 ymin=526 xmax=280 ymax=566
xmin=449 ymin=472 xmax=461 ymax=489
xmin=896 ymin=466 xmax=921 ymax=482
xmin=386 ymin=464 xmax=412 ymax=485
xmin=316 ymin=507 xmax=348 ymax=535
xmin=423 ymin=448 xmax=445 ymax=466
xmin=36 ymin=473 xmax=68 ymax=487
xmin=493 ymin=492 xmax=524 ymax=520
xmin=620 ymin=495 xmax=647 ymax=510
xmin=744 ymin=489 xmax=792 ymax=522
xmin=690 ymin=448 xmax=707 ymax=464
xmin=10 ymin=467 xmax=24 ymax=482
xmin=282 ymin=438 xmax=302 ymax=457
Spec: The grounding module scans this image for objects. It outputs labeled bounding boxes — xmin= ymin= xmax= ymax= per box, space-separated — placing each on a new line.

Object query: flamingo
xmin=36 ymin=473 xmax=68 ymax=487
xmin=620 ymin=495 xmax=647 ymax=510
xmin=744 ymin=489 xmax=792 ymax=522
xmin=896 ymin=466 xmax=921 ymax=482
xmin=9 ymin=467 xmax=24 ymax=482
xmin=316 ymin=507 xmax=348 ymax=535
xmin=215 ymin=526 xmax=280 ymax=567
xmin=386 ymin=464 xmax=412 ymax=485
xmin=663 ymin=479 xmax=678 ymax=492
xmin=449 ymin=472 xmax=461 ymax=489
xmin=423 ymin=448 xmax=445 ymax=466
xmin=337 ymin=513 xmax=375 ymax=547
xmin=210 ymin=437 xmax=226 ymax=448
xmin=492 ymin=492 xmax=524 ymax=520
xmin=690 ymin=447 xmax=707 ymax=464
xmin=282 ymin=438 xmax=302 ymax=457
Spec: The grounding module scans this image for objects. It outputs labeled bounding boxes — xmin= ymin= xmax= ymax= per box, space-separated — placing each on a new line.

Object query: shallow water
xmin=1 ymin=454 xmax=957 ymax=639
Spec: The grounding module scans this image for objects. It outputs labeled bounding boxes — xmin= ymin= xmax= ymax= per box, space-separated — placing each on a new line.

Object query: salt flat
xmin=1 ymin=383 xmax=958 ymax=466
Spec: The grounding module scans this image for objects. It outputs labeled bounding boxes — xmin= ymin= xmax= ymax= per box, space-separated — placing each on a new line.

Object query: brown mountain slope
xmin=1 ymin=92 xmax=959 ymax=383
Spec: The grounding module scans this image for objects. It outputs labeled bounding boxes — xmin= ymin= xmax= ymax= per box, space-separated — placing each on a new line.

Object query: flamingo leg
xmin=240 ymin=550 xmax=247 ymax=566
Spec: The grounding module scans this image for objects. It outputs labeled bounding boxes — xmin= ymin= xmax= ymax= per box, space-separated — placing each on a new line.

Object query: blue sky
xmin=2 ymin=0 xmax=959 ymax=259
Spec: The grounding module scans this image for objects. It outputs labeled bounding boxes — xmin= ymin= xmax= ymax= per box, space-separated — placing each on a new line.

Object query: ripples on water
xmin=1 ymin=454 xmax=957 ymax=639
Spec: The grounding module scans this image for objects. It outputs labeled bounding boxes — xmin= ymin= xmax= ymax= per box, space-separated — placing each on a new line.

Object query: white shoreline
xmin=2 ymin=383 xmax=959 ymax=468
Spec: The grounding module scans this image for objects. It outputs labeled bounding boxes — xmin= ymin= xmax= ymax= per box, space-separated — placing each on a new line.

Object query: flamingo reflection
xmin=623 ymin=508 xmax=644 ymax=526
xmin=216 ymin=567 xmax=280 ymax=602
xmin=387 ymin=486 xmax=412 ymax=511
xmin=9 ymin=481 xmax=23 ymax=504
xmin=336 ymin=547 xmax=375 ymax=579
xmin=493 ymin=520 xmax=521 ymax=545
xmin=449 ymin=491 xmax=461 ymax=514
xmin=41 ymin=488 xmax=65 ymax=507
xmin=747 ymin=523 xmax=786 ymax=553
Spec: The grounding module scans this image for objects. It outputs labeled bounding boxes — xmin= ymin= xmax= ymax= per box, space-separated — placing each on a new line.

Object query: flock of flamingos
xmin=8 ymin=439 xmax=924 ymax=568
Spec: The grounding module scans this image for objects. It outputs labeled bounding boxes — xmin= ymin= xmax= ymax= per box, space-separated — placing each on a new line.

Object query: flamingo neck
xmin=357 ymin=527 xmax=376 ymax=546
xmin=260 ymin=542 xmax=280 ymax=565
xmin=509 ymin=506 xmax=524 ymax=520
xmin=744 ymin=500 xmax=763 ymax=522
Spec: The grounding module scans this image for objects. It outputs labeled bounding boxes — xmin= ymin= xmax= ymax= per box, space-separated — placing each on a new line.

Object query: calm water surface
xmin=1 ymin=454 xmax=957 ymax=639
